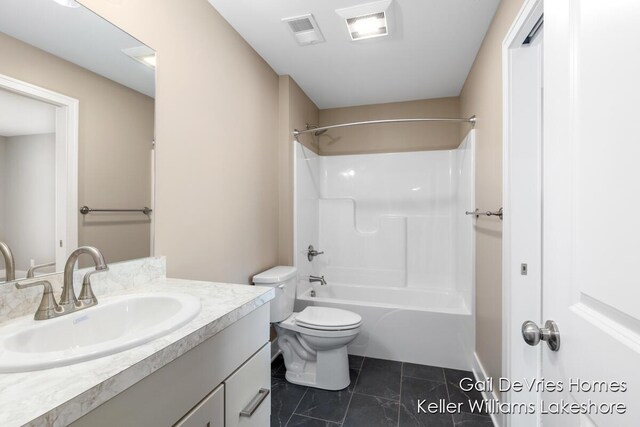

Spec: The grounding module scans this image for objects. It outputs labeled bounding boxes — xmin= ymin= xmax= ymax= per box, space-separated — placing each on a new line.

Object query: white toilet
xmin=253 ymin=266 xmax=361 ymax=391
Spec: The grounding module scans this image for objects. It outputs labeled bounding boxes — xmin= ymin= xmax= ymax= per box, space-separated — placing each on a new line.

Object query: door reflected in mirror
xmin=0 ymin=0 xmax=155 ymax=283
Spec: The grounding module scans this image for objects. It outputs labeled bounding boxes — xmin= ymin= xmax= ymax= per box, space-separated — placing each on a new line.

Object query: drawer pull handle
xmin=239 ymin=388 xmax=270 ymax=417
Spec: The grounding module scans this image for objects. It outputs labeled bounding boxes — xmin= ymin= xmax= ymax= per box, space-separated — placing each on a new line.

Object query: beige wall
xmin=278 ymin=76 xmax=319 ymax=265
xmin=459 ymin=0 xmax=525 ymax=382
xmin=0 ymin=32 xmax=154 ymax=266
xmin=318 ymin=97 xmax=463 ymax=155
xmin=80 ymin=0 xmax=281 ymax=284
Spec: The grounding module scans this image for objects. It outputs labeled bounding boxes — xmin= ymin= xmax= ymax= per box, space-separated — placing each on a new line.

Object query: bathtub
xmin=295 ymin=282 xmax=474 ymax=371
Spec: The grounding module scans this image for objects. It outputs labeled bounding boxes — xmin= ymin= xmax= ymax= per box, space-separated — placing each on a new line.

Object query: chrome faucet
xmin=0 ymin=241 xmax=16 ymax=282
xmin=309 ymin=275 xmax=327 ymax=285
xmin=60 ymin=246 xmax=108 ymax=311
xmin=15 ymin=246 xmax=108 ymax=320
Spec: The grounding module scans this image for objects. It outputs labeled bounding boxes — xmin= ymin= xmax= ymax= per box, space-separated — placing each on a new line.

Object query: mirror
xmin=0 ymin=0 xmax=155 ymax=283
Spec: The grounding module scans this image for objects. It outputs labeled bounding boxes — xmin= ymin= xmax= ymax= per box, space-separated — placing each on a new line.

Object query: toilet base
xmin=275 ymin=325 xmax=354 ymax=391
xmin=284 ymin=346 xmax=350 ymax=390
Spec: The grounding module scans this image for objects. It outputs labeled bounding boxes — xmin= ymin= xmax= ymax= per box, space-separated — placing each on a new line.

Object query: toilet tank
xmin=252 ymin=266 xmax=297 ymax=323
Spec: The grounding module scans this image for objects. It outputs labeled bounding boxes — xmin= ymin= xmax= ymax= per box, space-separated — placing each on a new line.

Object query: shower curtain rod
xmin=293 ymin=115 xmax=476 ymax=137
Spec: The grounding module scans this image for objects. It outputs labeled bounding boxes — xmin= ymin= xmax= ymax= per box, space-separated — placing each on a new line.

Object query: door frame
xmin=0 ymin=73 xmax=79 ymax=271
xmin=502 ymin=0 xmax=544 ymax=426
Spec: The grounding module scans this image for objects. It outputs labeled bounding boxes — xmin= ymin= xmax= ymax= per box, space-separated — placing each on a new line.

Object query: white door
xmin=542 ymin=1 xmax=640 ymax=426
xmin=504 ymin=21 xmax=544 ymax=427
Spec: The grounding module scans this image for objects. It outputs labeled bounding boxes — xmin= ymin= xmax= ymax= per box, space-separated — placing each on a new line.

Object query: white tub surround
xmin=0 ymin=258 xmax=274 ymax=427
xmin=294 ymin=132 xmax=475 ymax=369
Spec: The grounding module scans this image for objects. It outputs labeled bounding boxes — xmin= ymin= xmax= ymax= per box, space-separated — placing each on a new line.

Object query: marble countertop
xmin=0 ymin=277 xmax=274 ymax=427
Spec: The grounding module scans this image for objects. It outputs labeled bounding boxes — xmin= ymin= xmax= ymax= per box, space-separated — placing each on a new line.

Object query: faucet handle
xmin=26 ymin=261 xmax=56 ymax=279
xmin=307 ymin=245 xmax=325 ymax=262
xmin=78 ymin=269 xmax=106 ymax=307
xmin=15 ymin=280 xmax=60 ymax=320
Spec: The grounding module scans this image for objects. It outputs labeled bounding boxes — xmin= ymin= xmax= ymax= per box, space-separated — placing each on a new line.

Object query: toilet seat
xmin=277 ymin=312 xmax=361 ymax=337
xmin=295 ymin=307 xmax=362 ymax=331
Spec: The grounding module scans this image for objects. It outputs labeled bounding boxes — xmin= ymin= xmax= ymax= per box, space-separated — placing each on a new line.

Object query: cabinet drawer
xmin=175 ymin=384 xmax=224 ymax=427
xmin=225 ymin=343 xmax=271 ymax=427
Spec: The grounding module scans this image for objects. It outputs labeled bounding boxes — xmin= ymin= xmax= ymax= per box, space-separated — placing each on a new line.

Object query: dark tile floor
xmin=270 ymin=355 xmax=495 ymax=427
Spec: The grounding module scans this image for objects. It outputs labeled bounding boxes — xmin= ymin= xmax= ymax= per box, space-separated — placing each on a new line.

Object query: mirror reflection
xmin=0 ymin=0 xmax=155 ymax=283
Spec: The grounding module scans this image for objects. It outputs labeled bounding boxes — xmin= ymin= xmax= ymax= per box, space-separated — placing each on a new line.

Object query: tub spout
xmin=309 ymin=275 xmax=326 ymax=285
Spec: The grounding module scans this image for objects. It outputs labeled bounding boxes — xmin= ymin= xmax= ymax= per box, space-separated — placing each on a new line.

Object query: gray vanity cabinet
xmin=175 ymin=384 xmax=224 ymax=427
xmin=70 ymin=304 xmax=271 ymax=427
xmin=175 ymin=343 xmax=271 ymax=427
xmin=224 ymin=344 xmax=271 ymax=427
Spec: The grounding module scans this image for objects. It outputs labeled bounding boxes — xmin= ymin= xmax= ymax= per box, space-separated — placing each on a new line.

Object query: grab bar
xmin=465 ymin=208 xmax=503 ymax=220
xmin=80 ymin=206 xmax=152 ymax=215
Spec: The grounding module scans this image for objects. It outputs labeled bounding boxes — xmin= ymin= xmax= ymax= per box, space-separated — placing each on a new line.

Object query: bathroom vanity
xmin=0 ymin=258 xmax=274 ymax=427
xmin=72 ymin=299 xmax=271 ymax=427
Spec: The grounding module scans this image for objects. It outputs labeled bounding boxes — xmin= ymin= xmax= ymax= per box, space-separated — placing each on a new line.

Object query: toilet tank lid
xmin=253 ymin=266 xmax=297 ymax=284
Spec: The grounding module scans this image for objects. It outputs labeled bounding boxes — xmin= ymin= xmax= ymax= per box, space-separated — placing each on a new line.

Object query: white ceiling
xmin=0 ymin=88 xmax=56 ymax=137
xmin=207 ymin=0 xmax=500 ymax=109
xmin=0 ymin=0 xmax=155 ymax=98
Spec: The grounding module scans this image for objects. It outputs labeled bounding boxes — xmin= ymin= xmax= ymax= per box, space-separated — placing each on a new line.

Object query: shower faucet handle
xmin=307 ymin=245 xmax=324 ymax=262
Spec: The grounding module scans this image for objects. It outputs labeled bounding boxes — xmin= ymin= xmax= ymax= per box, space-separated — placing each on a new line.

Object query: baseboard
xmin=270 ymin=339 xmax=282 ymax=362
xmin=472 ymin=352 xmax=504 ymax=427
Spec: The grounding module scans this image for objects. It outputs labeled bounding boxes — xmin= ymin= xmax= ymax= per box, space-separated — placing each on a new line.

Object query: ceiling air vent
xmin=282 ymin=14 xmax=325 ymax=46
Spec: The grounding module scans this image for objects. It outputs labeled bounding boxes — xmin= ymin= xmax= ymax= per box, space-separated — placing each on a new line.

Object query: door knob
xmin=521 ymin=320 xmax=560 ymax=351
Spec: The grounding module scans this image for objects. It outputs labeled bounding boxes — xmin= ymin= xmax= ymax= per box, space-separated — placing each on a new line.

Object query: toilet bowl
xmin=276 ymin=307 xmax=361 ymax=390
xmin=253 ymin=266 xmax=361 ymax=391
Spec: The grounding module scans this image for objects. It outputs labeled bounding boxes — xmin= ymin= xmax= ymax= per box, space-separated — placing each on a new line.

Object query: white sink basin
xmin=0 ymin=292 xmax=201 ymax=373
